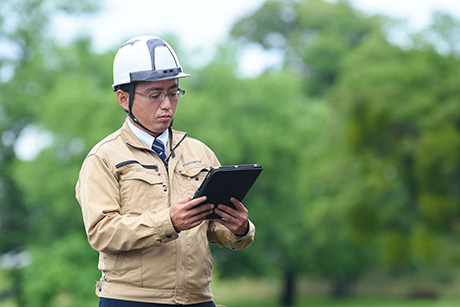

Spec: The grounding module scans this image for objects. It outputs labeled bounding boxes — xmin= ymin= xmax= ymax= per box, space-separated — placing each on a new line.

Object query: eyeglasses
xmin=135 ymin=88 xmax=185 ymax=103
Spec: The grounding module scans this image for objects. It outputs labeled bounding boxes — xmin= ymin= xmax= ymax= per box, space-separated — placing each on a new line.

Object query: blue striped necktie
xmin=152 ymin=139 xmax=167 ymax=161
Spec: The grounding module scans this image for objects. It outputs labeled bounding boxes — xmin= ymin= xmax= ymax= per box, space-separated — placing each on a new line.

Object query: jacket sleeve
xmin=75 ymin=154 xmax=178 ymax=253
xmin=207 ymin=220 xmax=255 ymax=250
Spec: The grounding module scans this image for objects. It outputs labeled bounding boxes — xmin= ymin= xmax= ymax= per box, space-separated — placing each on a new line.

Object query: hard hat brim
xmin=112 ymin=71 xmax=190 ymax=88
xmin=130 ymin=68 xmax=190 ymax=82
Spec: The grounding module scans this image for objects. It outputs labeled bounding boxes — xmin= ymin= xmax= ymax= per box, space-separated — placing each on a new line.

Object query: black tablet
xmin=193 ymin=164 xmax=263 ymax=219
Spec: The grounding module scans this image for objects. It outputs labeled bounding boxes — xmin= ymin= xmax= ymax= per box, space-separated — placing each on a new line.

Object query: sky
xmin=53 ymin=0 xmax=460 ymax=51
xmin=52 ymin=0 xmax=267 ymax=54
xmin=51 ymin=0 xmax=460 ymax=76
xmin=353 ymin=0 xmax=460 ymax=29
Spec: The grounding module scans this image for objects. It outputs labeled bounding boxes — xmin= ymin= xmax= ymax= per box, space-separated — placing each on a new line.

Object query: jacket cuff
xmin=230 ymin=220 xmax=255 ymax=248
xmin=154 ymin=208 xmax=179 ymax=243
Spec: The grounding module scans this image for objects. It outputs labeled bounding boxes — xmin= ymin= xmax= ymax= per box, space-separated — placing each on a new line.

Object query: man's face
xmin=128 ymin=79 xmax=179 ymax=137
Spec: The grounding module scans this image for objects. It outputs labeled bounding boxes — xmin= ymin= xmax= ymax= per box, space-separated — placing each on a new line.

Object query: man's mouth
xmin=158 ymin=115 xmax=172 ymax=121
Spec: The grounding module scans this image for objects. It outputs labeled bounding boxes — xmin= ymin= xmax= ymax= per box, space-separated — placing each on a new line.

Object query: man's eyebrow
xmin=145 ymin=84 xmax=178 ymax=92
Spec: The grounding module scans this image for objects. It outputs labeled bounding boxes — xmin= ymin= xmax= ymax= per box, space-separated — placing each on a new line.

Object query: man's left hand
xmin=212 ymin=197 xmax=249 ymax=236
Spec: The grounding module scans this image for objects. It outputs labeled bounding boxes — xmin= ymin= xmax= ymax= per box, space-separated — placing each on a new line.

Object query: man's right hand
xmin=170 ymin=196 xmax=214 ymax=232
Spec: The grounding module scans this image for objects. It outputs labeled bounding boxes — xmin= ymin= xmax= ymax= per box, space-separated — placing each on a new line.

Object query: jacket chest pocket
xmin=119 ymin=169 xmax=166 ymax=215
xmin=175 ymin=164 xmax=211 ymax=197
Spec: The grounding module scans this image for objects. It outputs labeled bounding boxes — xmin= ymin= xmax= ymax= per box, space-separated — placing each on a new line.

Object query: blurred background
xmin=1 ymin=0 xmax=460 ymax=306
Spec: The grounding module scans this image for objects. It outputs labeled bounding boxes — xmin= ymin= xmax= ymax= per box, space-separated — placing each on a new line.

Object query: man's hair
xmin=113 ymin=83 xmax=132 ymax=93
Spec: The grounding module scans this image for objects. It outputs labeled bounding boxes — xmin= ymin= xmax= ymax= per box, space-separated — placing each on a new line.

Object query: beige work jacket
xmin=75 ymin=120 xmax=255 ymax=304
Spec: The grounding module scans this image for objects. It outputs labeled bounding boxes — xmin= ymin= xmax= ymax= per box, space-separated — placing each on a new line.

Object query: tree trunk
xmin=330 ymin=279 xmax=352 ymax=298
xmin=11 ymin=269 xmax=26 ymax=307
xmin=280 ymin=270 xmax=296 ymax=306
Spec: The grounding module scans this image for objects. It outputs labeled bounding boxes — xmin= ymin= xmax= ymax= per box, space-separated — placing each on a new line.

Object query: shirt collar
xmin=126 ymin=118 xmax=169 ymax=151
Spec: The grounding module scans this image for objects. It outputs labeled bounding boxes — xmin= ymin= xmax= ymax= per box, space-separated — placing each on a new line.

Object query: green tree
xmin=0 ymin=1 xmax=100 ymax=305
xmin=231 ymin=0 xmax=383 ymax=97
xmin=230 ymin=0 xmax=460 ymax=302
xmin=229 ymin=0 xmax=387 ymax=302
xmin=10 ymin=39 xmax=123 ymax=306
xmin=331 ymin=14 xmax=460 ymax=281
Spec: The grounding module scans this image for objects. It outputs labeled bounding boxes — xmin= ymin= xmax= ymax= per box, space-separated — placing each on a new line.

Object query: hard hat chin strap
xmin=126 ymin=82 xmax=160 ymax=135
xmin=126 ymin=83 xmax=176 ymax=158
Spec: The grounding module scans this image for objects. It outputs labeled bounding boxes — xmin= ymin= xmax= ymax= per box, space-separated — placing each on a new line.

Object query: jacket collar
xmin=120 ymin=118 xmax=187 ymax=154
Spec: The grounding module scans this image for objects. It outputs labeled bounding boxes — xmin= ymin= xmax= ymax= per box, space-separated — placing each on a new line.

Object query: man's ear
xmin=116 ymin=90 xmax=129 ymax=111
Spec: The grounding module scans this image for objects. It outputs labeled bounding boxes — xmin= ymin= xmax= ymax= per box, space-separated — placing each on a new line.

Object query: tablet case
xmin=193 ymin=164 xmax=263 ymax=219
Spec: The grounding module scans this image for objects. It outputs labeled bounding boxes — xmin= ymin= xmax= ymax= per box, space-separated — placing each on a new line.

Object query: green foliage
xmin=5 ymin=41 xmax=122 ymax=305
xmin=331 ymin=10 xmax=460 ymax=274
xmin=10 ymin=39 xmax=123 ymax=243
xmin=22 ymin=233 xmax=99 ymax=307
xmin=230 ymin=0 xmax=460 ymax=298
xmin=231 ymin=0 xmax=383 ymax=96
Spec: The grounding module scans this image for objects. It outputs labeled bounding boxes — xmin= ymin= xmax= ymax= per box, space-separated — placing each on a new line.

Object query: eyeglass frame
xmin=134 ymin=88 xmax=185 ymax=103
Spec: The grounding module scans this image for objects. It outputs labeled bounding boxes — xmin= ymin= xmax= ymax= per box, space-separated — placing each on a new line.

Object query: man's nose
xmin=160 ymin=95 xmax=172 ymax=109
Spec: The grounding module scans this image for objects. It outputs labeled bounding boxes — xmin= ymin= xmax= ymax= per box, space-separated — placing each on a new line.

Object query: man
xmin=75 ymin=36 xmax=255 ymax=306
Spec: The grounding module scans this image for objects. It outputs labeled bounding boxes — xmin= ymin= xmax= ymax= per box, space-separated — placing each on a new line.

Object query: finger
xmin=185 ymin=196 xmax=207 ymax=209
xmin=230 ymin=197 xmax=247 ymax=212
xmin=216 ymin=203 xmax=240 ymax=218
xmin=191 ymin=203 xmax=214 ymax=217
xmin=194 ymin=208 xmax=214 ymax=220
xmin=177 ymin=205 xmax=213 ymax=228
xmin=187 ymin=207 xmax=214 ymax=226
xmin=214 ymin=205 xmax=236 ymax=222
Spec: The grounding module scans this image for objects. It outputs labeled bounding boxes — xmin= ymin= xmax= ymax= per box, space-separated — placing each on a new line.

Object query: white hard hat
xmin=112 ymin=35 xmax=190 ymax=88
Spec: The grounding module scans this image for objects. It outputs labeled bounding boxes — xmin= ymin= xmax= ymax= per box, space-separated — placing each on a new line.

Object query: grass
xmin=211 ymin=275 xmax=460 ymax=307
xmin=213 ymin=298 xmax=460 ymax=307
xmin=1 ymin=270 xmax=460 ymax=307
xmin=1 ymin=296 xmax=457 ymax=307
